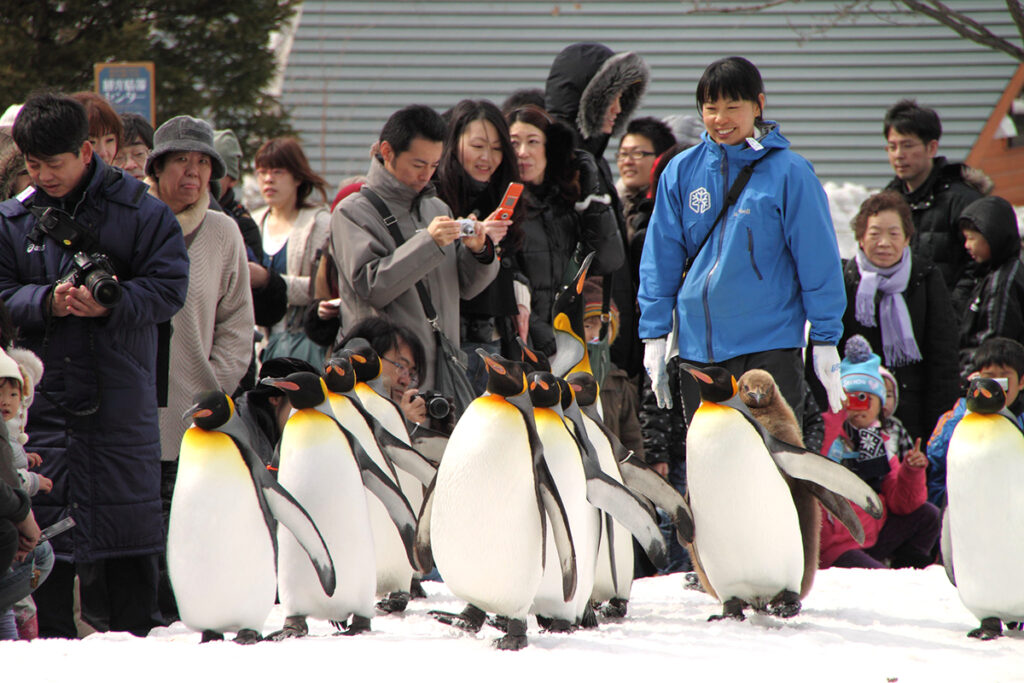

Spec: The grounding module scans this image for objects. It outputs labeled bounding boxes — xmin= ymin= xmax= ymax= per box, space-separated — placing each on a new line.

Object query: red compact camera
xmin=845 ymin=390 xmax=872 ymax=411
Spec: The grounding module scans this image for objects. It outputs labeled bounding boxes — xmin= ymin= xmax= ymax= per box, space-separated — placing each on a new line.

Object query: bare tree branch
xmin=899 ymin=0 xmax=1024 ymax=61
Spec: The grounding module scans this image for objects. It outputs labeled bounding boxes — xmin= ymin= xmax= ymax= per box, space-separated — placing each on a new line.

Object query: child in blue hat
xmin=819 ymin=335 xmax=940 ymax=569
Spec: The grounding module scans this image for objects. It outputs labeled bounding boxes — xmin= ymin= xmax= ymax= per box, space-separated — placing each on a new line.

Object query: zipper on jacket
xmin=747 ymin=227 xmax=763 ymax=280
xmin=701 ymin=153 xmax=728 ymax=362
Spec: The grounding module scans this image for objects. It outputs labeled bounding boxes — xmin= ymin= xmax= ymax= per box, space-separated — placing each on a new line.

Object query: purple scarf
xmin=854 ymin=247 xmax=922 ymax=367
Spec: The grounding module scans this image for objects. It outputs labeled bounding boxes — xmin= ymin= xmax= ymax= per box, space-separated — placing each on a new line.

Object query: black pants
xmin=34 ymin=554 xmax=162 ymax=638
xmin=0 ymin=519 xmax=17 ymax=577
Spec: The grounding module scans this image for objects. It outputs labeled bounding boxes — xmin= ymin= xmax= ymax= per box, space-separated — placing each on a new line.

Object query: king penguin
xmin=257 ymin=372 xmax=392 ymax=638
xmin=344 ymin=338 xmax=424 ymax=611
xmin=168 ymin=391 xmax=336 ymax=644
xmin=550 ymin=252 xmax=595 ymax=378
xmin=417 ymin=350 xmax=577 ymax=650
xmin=682 ymin=364 xmax=882 ymax=620
xmin=943 ymin=377 xmax=1024 ymax=640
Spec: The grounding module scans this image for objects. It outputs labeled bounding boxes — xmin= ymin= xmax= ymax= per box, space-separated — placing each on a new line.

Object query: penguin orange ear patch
xmin=483 ymin=356 xmax=507 ymax=375
xmin=193 ymin=408 xmax=213 ymax=419
xmin=688 ymin=368 xmax=713 ymax=384
xmin=538 ymin=379 xmax=549 ymax=390
xmin=352 ymin=354 xmax=366 ymax=363
xmin=980 ymin=387 xmax=992 ymax=399
xmin=524 ymin=347 xmax=538 ymax=363
xmin=276 ymin=381 xmax=300 ymax=391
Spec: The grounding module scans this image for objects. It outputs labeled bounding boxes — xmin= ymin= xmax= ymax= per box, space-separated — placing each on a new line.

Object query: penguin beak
xmin=182 ymin=404 xmax=212 ymax=420
xmin=260 ymin=378 xmax=300 ymax=391
xmin=745 ymin=389 xmax=765 ymax=405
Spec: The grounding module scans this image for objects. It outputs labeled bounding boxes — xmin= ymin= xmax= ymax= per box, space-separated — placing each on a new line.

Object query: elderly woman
xmin=841 ymin=190 xmax=960 ymax=441
xmin=145 ymin=115 xmax=254 ymax=473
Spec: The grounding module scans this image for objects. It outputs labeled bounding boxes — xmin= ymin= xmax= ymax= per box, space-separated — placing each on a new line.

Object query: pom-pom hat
xmin=840 ymin=335 xmax=886 ymax=404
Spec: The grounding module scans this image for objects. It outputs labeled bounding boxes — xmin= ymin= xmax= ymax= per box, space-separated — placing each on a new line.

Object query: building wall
xmin=280 ymin=1 xmax=1021 ymax=190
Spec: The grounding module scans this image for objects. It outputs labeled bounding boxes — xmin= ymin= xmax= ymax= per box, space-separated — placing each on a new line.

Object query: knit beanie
xmin=214 ymin=129 xmax=243 ymax=180
xmin=840 ymin=335 xmax=886 ymax=404
xmin=582 ymin=278 xmax=619 ymax=343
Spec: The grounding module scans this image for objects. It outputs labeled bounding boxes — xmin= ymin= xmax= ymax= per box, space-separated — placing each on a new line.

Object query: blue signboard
xmin=94 ymin=62 xmax=156 ymax=127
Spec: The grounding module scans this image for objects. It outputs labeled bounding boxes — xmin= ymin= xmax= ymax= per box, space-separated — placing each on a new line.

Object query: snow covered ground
xmin=3 ymin=567 xmax=1020 ymax=683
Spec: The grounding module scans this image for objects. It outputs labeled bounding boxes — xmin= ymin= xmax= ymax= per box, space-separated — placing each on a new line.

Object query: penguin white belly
xmin=947 ymin=414 xmax=1024 ymax=622
xmin=277 ymin=410 xmax=376 ymax=621
xmin=168 ymin=428 xmax=277 ymax=633
xmin=432 ymin=396 xmax=543 ymax=619
xmin=329 ymin=396 xmax=414 ymax=594
xmin=531 ymin=409 xmax=598 ymax=622
xmin=585 ymin=414 xmax=634 ymax=603
xmin=349 ymin=388 xmax=417 ymax=594
xmin=687 ymin=405 xmax=803 ymax=606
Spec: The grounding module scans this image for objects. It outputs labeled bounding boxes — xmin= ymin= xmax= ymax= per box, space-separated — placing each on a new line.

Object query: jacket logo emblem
xmin=26 ymin=242 xmax=44 ymax=253
xmin=689 ymin=187 xmax=711 ymax=214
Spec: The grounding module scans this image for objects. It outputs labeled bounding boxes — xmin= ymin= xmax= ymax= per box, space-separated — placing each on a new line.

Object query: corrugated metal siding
xmin=280 ymin=1 xmax=1020 ymax=190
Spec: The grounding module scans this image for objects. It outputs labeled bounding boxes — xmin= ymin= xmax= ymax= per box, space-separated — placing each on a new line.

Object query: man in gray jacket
xmin=332 ymin=105 xmax=499 ymax=392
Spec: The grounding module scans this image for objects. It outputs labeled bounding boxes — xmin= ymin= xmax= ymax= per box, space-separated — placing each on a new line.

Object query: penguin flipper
xmin=411 ymin=427 xmax=449 ymax=465
xmin=801 ymin=480 xmax=866 ymax=545
xmin=414 ymin=477 xmax=437 ymax=574
xmin=603 ymin=512 xmax=620 ymax=595
xmin=767 ymin=439 xmax=883 ymax=519
xmin=941 ymin=507 xmax=956 ymax=586
xmin=358 ymin=458 xmax=418 ymax=567
xmin=618 ymin=457 xmax=695 ymax=544
xmin=585 ymin=472 xmax=668 ymax=569
xmin=678 ymin=368 xmax=703 ymax=429
xmin=536 ymin=458 xmax=578 ymax=603
xmin=379 ymin=434 xmax=437 ymax=486
xmin=262 ymin=483 xmax=337 ymax=597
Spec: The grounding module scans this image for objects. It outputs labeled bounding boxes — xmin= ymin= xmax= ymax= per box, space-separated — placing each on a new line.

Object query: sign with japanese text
xmin=94 ymin=62 xmax=156 ymax=127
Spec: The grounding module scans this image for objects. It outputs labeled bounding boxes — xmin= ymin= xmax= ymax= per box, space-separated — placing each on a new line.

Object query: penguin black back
xmin=478 ymin=349 xmax=528 ymax=398
xmin=342 ymin=337 xmax=382 ymax=383
xmin=324 ymin=356 xmax=357 ymax=394
xmin=682 ymin=364 xmax=737 ymax=404
xmin=527 ymin=371 xmax=562 ymax=409
xmin=966 ymin=377 xmax=1007 ymax=415
xmin=566 ymin=372 xmax=598 ymax=408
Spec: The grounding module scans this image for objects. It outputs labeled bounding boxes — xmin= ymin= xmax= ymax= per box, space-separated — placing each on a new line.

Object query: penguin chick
xmin=737 ymin=369 xmax=803 ymax=448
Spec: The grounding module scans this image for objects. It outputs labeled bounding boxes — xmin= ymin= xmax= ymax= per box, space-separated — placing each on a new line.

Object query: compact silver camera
xmin=457 ymin=218 xmax=477 ymax=237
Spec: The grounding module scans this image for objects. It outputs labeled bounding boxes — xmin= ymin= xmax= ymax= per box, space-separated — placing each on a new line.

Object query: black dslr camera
xmin=416 ymin=390 xmax=452 ymax=420
xmin=57 ymin=252 xmax=122 ymax=308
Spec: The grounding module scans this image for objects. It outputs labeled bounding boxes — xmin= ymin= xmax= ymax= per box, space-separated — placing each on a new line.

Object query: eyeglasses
xmin=884 ymin=141 xmax=922 ymax=153
xmin=616 ymin=150 xmax=657 ymax=162
xmin=381 ymin=355 xmax=418 ymax=385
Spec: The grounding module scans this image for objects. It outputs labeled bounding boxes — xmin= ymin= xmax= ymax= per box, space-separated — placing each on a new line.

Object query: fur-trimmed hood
xmin=544 ymin=43 xmax=650 ymax=142
xmin=0 ymin=346 xmax=44 ymax=409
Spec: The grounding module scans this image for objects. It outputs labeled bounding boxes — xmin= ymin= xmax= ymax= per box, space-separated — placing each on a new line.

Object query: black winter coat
xmin=841 ymin=256 xmax=961 ymax=442
xmin=0 ymin=158 xmax=190 ymax=562
xmin=885 ymin=157 xmax=986 ymax=288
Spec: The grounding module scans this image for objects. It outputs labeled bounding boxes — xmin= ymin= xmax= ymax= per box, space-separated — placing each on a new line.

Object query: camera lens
xmin=85 ymin=271 xmax=122 ymax=308
xmin=425 ymin=396 xmax=450 ymax=420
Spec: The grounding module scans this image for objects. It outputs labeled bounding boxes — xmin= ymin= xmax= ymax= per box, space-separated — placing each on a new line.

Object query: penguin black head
xmin=555 ymin=377 xmax=576 ymax=411
xmin=566 ymin=371 xmax=598 ymax=408
xmin=323 ymin=356 xmax=356 ymax=394
xmin=516 ymin=337 xmax=551 ymax=372
xmin=477 ymin=348 xmax=527 ymax=397
xmin=340 ymin=338 xmax=381 ymax=382
xmin=527 ymin=371 xmax=562 ymax=409
xmin=184 ymin=390 xmax=234 ymax=430
xmin=260 ymin=371 xmax=329 ymax=410
xmin=965 ymin=377 xmax=1007 ymax=415
xmin=682 ymin=364 xmax=737 ymax=403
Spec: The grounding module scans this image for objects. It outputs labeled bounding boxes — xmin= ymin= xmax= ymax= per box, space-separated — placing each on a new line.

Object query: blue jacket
xmin=637 ymin=124 xmax=845 ymax=362
xmin=0 ymin=158 xmax=189 ymax=562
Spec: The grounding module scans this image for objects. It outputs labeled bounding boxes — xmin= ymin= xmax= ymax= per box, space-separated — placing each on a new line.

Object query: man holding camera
xmin=0 ymin=92 xmax=189 ymax=638
xmin=332 ymin=105 xmax=503 ymax=393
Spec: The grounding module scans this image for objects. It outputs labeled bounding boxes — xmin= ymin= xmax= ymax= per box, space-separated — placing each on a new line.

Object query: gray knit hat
xmin=146 ymin=115 xmax=225 ymax=180
xmin=214 ymin=129 xmax=242 ymax=180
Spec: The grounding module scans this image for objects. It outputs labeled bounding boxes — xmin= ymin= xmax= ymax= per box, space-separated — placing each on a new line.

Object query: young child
xmin=953 ymin=196 xmax=1024 ymax=379
xmin=927 ymin=337 xmax=1024 ymax=509
xmin=0 ymin=347 xmax=48 ymax=497
xmin=819 ymin=335 xmax=940 ymax=569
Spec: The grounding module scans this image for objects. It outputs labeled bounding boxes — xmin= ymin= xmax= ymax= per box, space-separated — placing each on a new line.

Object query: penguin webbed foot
xmin=429 ymin=604 xmax=486 ymax=633
xmin=769 ymin=590 xmax=801 ymax=619
xmin=376 ymin=591 xmax=410 ymax=614
xmin=233 ymin=628 xmax=263 ymax=645
xmin=340 ymin=615 xmax=372 ymax=636
xmin=487 ymin=614 xmax=509 ymax=633
xmin=265 ymin=615 xmax=308 ymax=641
xmin=683 ymin=572 xmax=707 ymax=593
xmin=599 ymin=598 xmax=628 ymax=619
xmin=968 ymin=617 xmax=1003 ymax=640
xmin=580 ymin=602 xmax=599 ymax=629
xmin=492 ymin=618 xmax=528 ymax=651
xmin=410 ymin=577 xmax=428 ymax=600
xmin=708 ymin=598 xmax=746 ymax=622
xmin=536 ymin=615 xmax=575 ymax=633
xmin=200 ymin=630 xmax=224 ymax=643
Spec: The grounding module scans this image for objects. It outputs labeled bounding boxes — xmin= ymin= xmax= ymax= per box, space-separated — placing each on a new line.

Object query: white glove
xmin=644 ymin=337 xmax=672 ymax=410
xmin=813 ymin=344 xmax=844 ymax=413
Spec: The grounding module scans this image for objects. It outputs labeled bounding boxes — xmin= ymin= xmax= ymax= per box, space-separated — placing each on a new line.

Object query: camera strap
xmin=25 ymin=204 xmax=99 ymax=254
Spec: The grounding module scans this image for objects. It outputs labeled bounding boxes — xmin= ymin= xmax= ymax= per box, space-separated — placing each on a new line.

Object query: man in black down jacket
xmin=883 ymin=99 xmax=991 ymax=289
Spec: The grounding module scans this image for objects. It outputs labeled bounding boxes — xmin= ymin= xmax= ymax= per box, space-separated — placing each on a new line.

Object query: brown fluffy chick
xmin=737 ymin=368 xmax=820 ymax=599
